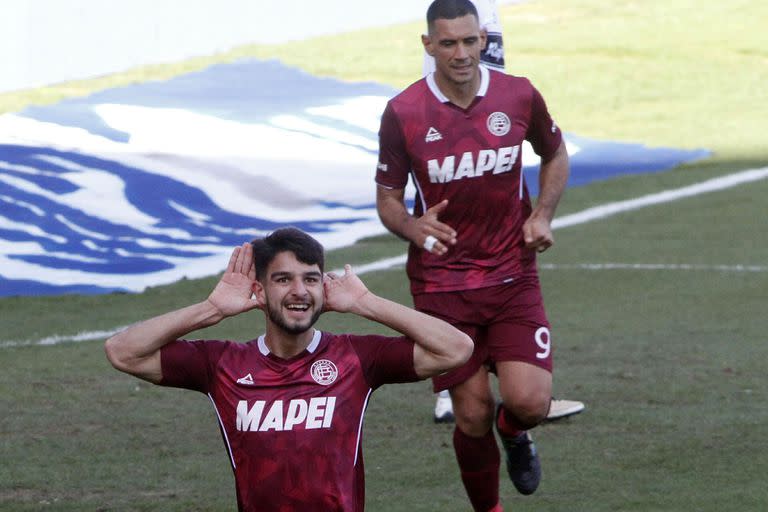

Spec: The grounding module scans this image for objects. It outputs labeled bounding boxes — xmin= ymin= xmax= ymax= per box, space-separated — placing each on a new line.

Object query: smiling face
xmin=259 ymin=251 xmax=324 ymax=335
xmin=423 ymin=13 xmax=486 ymax=89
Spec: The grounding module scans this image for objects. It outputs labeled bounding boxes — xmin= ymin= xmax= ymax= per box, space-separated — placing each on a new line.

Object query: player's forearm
xmin=533 ymin=141 xmax=570 ymax=221
xmin=104 ymin=300 xmax=223 ymax=381
xmin=376 ymin=187 xmax=417 ymax=243
xmin=351 ymin=292 xmax=473 ymax=375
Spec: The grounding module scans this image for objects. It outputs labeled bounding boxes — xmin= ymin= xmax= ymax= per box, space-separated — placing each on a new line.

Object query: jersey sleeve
xmin=159 ymin=339 xmax=228 ymax=393
xmin=375 ymin=101 xmax=411 ymax=190
xmin=526 ymin=85 xmax=563 ymax=162
xmin=348 ymin=334 xmax=418 ymax=388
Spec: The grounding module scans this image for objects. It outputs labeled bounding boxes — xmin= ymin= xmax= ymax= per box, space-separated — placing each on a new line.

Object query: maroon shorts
xmin=413 ymin=276 xmax=553 ymax=392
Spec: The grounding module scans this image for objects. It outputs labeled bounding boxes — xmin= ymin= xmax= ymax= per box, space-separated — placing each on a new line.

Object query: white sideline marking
xmin=4 ymin=166 xmax=768 ymax=349
xmin=539 ymin=263 xmax=768 ymax=272
xmin=551 ymin=166 xmax=768 ymax=229
xmin=1 ymin=327 xmax=128 ymax=348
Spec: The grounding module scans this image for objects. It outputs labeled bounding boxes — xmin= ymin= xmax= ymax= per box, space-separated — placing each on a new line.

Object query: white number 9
xmin=534 ymin=327 xmax=551 ymax=360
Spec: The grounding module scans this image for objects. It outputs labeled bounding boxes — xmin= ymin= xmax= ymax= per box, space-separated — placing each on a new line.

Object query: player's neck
xmin=263 ymin=327 xmax=316 ymax=359
xmin=433 ymin=72 xmax=481 ymax=109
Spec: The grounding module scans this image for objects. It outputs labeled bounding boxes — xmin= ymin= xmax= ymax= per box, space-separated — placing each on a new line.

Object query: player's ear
xmin=480 ymin=28 xmax=487 ymax=50
xmin=422 ymin=33 xmax=434 ymax=56
xmin=252 ymin=280 xmax=265 ymax=305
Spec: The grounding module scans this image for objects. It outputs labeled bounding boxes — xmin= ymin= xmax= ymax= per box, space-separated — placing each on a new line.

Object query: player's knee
xmin=454 ymin=401 xmax=495 ymax=436
xmin=501 ymin=392 xmax=550 ymax=429
xmin=513 ymin=403 xmax=548 ymax=429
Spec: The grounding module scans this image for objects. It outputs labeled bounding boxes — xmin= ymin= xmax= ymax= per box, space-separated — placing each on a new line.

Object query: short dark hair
xmin=251 ymin=227 xmax=325 ymax=281
xmin=427 ymin=0 xmax=479 ymax=29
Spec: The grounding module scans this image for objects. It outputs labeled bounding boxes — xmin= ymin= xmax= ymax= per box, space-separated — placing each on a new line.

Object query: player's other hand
xmin=323 ymin=265 xmax=369 ymax=314
xmin=207 ymin=243 xmax=262 ymax=317
xmin=414 ymin=199 xmax=457 ymax=256
xmin=523 ymin=216 xmax=554 ymax=253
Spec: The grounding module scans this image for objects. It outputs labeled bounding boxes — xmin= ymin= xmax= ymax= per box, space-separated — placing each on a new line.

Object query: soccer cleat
xmin=496 ymin=404 xmax=541 ymax=495
xmin=545 ymin=398 xmax=585 ymax=422
xmin=433 ymin=390 xmax=455 ymax=423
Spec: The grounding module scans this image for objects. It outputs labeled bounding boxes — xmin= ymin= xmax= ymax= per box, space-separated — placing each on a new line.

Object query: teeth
xmin=286 ymin=304 xmax=309 ymax=311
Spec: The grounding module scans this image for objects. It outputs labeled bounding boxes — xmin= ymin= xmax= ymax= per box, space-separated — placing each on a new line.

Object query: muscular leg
xmin=496 ymin=361 xmax=552 ymax=430
xmin=449 ymin=367 xmax=501 ymax=512
xmin=450 ymin=365 xmax=495 ymax=435
xmin=494 ymin=360 xmax=551 ymax=496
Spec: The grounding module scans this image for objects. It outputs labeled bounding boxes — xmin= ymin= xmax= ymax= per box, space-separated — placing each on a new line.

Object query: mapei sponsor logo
xmin=236 ymin=397 xmax=337 ymax=432
xmin=427 ymin=146 xmax=520 ymax=183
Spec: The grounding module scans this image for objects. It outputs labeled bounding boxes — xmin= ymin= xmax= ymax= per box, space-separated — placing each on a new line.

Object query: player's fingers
xmin=423 ymin=235 xmax=450 ymax=255
xmin=226 ymin=246 xmax=241 ymax=273
xmin=237 ymin=242 xmax=252 ymax=274
xmin=434 ymin=223 xmax=457 ymax=244
xmin=426 ymin=199 xmax=449 ymax=216
xmin=419 ymin=218 xmax=457 ymax=243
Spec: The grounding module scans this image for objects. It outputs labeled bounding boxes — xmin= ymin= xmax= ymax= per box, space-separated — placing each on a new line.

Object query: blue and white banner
xmin=0 ymin=59 xmax=708 ymax=296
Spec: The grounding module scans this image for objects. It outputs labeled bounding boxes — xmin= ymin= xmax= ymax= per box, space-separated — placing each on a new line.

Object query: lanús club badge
xmin=310 ymin=359 xmax=338 ymax=385
xmin=487 ymin=111 xmax=511 ymax=136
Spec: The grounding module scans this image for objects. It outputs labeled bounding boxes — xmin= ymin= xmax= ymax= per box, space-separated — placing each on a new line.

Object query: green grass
xmin=2 ymin=0 xmax=768 ymax=510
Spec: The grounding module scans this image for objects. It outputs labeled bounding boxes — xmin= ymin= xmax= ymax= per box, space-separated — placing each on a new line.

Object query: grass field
xmin=2 ymin=0 xmax=768 ymax=510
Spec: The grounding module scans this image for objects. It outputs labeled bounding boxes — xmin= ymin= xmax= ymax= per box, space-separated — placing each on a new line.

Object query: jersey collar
xmin=257 ymin=329 xmax=323 ymax=356
xmin=426 ymin=64 xmax=490 ymax=104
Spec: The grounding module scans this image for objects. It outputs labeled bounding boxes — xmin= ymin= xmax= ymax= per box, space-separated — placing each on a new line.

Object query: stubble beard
xmin=266 ymin=302 xmax=322 ymax=335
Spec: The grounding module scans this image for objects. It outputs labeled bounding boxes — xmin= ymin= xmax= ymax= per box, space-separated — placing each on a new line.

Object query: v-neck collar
xmin=257 ymin=329 xmax=322 ymax=358
xmin=426 ymin=64 xmax=490 ymax=106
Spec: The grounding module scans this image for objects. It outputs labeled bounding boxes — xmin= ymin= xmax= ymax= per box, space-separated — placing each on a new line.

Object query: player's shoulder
xmin=489 ymin=69 xmax=534 ymax=89
xmin=389 ymin=77 xmax=430 ymax=108
xmin=487 ymin=70 xmax=540 ymax=102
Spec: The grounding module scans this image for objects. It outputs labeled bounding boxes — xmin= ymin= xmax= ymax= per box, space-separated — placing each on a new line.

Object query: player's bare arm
xmin=376 ymin=185 xmax=457 ymax=255
xmin=523 ymin=140 xmax=570 ymax=252
xmin=324 ymin=264 xmax=472 ymax=378
xmin=105 ymin=242 xmax=261 ymax=383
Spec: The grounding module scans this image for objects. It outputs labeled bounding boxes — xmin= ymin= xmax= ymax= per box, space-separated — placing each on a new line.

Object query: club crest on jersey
xmin=311 ymin=359 xmax=338 ymax=385
xmin=487 ymin=112 xmax=511 ymax=136
xmin=425 ymin=127 xmax=443 ymax=142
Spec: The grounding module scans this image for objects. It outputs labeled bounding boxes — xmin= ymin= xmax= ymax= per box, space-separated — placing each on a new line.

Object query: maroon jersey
xmin=159 ymin=330 xmax=417 ymax=512
xmin=376 ymin=66 xmax=562 ymax=294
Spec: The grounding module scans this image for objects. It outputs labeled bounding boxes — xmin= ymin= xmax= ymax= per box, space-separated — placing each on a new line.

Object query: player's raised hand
xmin=323 ymin=265 xmax=369 ymax=314
xmin=413 ymin=199 xmax=457 ymax=256
xmin=523 ymin=215 xmax=554 ymax=253
xmin=207 ymin=242 xmax=261 ymax=317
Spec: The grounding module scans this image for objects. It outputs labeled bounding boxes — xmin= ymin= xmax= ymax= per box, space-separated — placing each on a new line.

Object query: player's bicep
xmin=352 ymin=335 xmax=418 ymax=387
xmin=159 ymin=340 xmax=218 ymax=392
xmin=376 ymin=103 xmax=410 ymax=189
xmin=131 ymin=351 xmax=163 ymax=383
xmin=412 ymin=344 xmax=451 ymax=379
xmin=527 ymin=86 xmax=562 ymax=160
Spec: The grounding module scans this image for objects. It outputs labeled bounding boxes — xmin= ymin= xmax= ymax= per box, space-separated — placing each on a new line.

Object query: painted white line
xmin=1 ymin=327 xmax=127 ymax=348
xmin=332 ymin=254 xmax=407 ymax=277
xmin=539 ymin=263 xmax=768 ymax=272
xmin=5 ymin=166 xmax=768 ymax=348
xmin=552 ymin=167 xmax=768 ymax=229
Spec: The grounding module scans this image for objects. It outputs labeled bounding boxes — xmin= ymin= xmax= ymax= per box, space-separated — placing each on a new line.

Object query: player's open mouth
xmin=285 ymin=303 xmax=310 ymax=312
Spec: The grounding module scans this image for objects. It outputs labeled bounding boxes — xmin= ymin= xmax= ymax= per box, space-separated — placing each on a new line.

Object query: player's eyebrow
xmin=270 ymin=270 xmax=322 ymax=279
